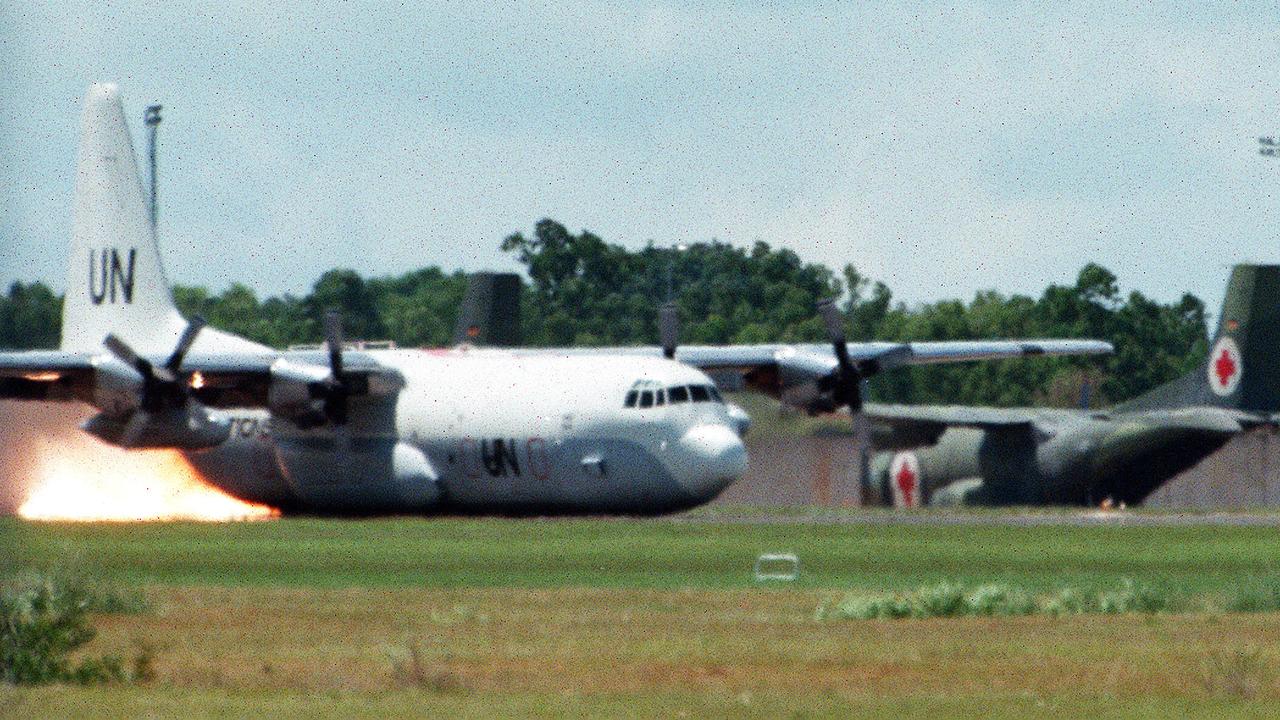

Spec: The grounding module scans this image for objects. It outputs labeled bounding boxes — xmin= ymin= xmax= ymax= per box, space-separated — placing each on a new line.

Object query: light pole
xmin=144 ymin=105 xmax=163 ymax=229
xmin=665 ymin=243 xmax=688 ymax=302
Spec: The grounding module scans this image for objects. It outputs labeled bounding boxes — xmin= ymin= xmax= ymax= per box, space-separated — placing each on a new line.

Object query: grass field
xmin=5 ymin=513 xmax=1280 ymax=718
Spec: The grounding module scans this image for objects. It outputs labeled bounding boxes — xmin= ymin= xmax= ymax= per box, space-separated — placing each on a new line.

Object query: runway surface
xmin=678 ymin=506 xmax=1280 ymax=526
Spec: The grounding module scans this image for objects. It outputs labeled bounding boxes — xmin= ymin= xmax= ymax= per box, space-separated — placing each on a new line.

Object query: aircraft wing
xmin=863 ymin=403 xmax=1041 ymax=428
xmin=0 ymin=349 xmax=403 ymax=409
xmin=858 ymin=403 xmax=1043 ymax=450
xmin=544 ymin=339 xmax=1109 ymax=368
xmin=533 ymin=338 xmax=1111 ymax=412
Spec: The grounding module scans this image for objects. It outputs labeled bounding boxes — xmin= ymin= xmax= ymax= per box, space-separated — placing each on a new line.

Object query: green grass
xmin=7 ymin=516 xmax=1280 ymax=718
xmin=6 ymin=516 xmax=1280 ymax=598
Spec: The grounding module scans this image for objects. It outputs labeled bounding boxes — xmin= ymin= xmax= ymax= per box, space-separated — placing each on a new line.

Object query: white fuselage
xmin=187 ymin=349 xmax=748 ymax=515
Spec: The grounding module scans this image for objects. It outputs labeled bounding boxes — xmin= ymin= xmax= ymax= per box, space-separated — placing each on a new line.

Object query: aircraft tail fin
xmin=451 ymin=272 xmax=522 ymax=347
xmin=1119 ymin=264 xmax=1280 ymax=413
xmin=61 ymin=83 xmax=266 ymax=354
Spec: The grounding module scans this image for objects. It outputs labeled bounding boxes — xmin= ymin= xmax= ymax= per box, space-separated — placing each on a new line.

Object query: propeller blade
xmin=815 ymin=299 xmax=868 ymax=501
xmin=104 ymin=333 xmax=152 ymax=378
xmin=817 ymin=299 xmax=853 ymax=371
xmin=817 ymin=298 xmax=846 ymax=345
xmin=322 ymin=310 xmax=351 ymax=425
xmin=324 ymin=310 xmax=345 ymax=380
xmin=816 ymin=299 xmax=861 ymax=411
xmin=659 ymin=302 xmax=679 ymax=360
xmin=165 ymin=316 xmax=207 ymax=372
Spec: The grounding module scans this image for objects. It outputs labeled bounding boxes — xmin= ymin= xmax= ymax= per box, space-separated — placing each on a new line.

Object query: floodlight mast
xmin=145 ymin=104 xmax=162 ymax=229
xmin=665 ymin=243 xmax=689 ymax=302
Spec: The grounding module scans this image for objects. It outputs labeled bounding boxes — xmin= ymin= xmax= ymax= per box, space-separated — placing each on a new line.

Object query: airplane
xmin=0 ymin=84 xmax=1111 ymax=516
xmin=868 ymin=264 xmax=1280 ymax=508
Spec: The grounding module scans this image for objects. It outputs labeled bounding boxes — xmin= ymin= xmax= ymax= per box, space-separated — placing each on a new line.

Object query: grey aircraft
xmin=865 ymin=264 xmax=1280 ymax=507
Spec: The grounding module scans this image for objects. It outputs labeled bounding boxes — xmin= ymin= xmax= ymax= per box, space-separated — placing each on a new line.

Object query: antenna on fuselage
xmin=144 ymin=104 xmax=162 ymax=229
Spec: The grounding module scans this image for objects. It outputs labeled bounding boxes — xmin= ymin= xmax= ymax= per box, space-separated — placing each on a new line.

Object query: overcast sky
xmin=2 ymin=3 xmax=1278 ymax=316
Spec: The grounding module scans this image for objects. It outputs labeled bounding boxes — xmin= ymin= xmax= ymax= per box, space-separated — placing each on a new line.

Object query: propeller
xmin=321 ymin=309 xmax=350 ymax=425
xmin=816 ymin=298 xmax=873 ymax=504
xmin=102 ymin=316 xmax=207 ymax=446
xmin=659 ymin=302 xmax=679 ymax=360
xmin=817 ymin=298 xmax=863 ymax=411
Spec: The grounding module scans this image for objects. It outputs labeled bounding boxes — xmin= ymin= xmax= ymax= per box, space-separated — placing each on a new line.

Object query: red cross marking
xmin=895 ymin=461 xmax=917 ymax=507
xmin=1214 ymin=346 xmax=1238 ymax=388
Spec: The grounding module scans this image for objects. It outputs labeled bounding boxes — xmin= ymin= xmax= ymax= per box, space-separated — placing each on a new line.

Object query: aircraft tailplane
xmin=1118 ymin=264 xmax=1280 ymax=413
xmin=61 ymin=83 xmax=266 ymax=355
xmin=451 ymin=272 xmax=522 ymax=347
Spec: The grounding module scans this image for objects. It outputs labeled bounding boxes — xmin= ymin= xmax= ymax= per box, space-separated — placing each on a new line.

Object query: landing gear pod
xmin=275 ymin=438 xmax=442 ymax=514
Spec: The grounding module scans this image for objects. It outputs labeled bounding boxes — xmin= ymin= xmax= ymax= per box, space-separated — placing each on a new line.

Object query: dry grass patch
xmin=68 ymin=585 xmax=1280 ymax=701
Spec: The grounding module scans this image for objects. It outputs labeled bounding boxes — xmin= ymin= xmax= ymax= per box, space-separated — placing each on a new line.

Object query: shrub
xmin=0 ymin=577 xmax=126 ymax=685
xmin=1044 ymin=587 xmax=1094 ymax=616
xmin=1226 ymin=582 xmax=1280 ymax=614
xmin=1095 ymin=580 xmax=1167 ymax=615
xmin=819 ymin=579 xmax=1170 ymax=622
xmin=911 ymin=583 xmax=967 ymax=619
xmin=4 ymin=570 xmax=151 ymax=616
xmin=966 ymin=584 xmax=1037 ymax=617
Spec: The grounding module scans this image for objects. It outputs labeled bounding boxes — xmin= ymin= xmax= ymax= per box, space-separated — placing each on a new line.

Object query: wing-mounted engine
xmin=81 ymin=317 xmax=232 ymax=449
xmin=267 ymin=312 xmax=405 ymax=429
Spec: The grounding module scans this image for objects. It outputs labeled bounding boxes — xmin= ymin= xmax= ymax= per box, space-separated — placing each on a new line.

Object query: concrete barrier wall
xmin=716 ymin=436 xmax=864 ymax=507
xmin=1144 ymin=430 xmax=1280 ymax=508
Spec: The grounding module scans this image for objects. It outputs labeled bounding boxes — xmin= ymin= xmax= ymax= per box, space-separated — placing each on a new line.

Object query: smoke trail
xmin=0 ymin=401 xmax=81 ymax=515
xmin=0 ymin=400 xmax=276 ymax=521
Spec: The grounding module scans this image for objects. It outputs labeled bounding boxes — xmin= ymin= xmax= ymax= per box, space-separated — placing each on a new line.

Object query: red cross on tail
xmin=1208 ymin=336 xmax=1242 ymax=397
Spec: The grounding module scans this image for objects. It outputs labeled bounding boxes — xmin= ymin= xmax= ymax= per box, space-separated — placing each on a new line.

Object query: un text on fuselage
xmin=460 ymin=437 xmax=552 ymax=480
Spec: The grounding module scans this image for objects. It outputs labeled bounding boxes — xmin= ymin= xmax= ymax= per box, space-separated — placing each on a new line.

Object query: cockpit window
xmin=625 ymin=380 xmax=715 ymax=409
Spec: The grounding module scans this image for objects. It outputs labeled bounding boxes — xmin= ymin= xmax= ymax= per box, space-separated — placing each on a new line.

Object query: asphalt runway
xmin=678 ymin=507 xmax=1280 ymax=526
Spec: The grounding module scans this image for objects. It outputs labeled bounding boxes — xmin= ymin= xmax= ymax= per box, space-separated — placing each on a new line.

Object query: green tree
xmin=0 ymin=282 xmax=61 ymax=349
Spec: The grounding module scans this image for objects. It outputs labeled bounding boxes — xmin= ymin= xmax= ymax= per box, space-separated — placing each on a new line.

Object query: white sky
xmin=2 ymin=2 xmax=1279 ymax=317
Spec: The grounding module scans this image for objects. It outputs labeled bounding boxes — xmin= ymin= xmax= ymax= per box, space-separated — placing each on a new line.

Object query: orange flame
xmin=17 ymin=432 xmax=277 ymax=522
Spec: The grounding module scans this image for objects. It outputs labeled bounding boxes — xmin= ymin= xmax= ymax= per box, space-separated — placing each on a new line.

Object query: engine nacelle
xmin=267 ymin=360 xmax=331 ymax=427
xmin=774 ymin=353 xmax=839 ymax=413
xmin=81 ymin=405 xmax=231 ymax=449
xmin=89 ymin=360 xmax=143 ymax=416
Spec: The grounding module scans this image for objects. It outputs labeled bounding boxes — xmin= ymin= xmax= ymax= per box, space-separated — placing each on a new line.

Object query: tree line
xmin=0 ymin=218 xmax=1208 ymax=407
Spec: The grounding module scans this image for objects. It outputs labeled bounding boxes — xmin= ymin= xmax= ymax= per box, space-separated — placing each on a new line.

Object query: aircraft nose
xmin=672 ymin=423 xmax=748 ymax=499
